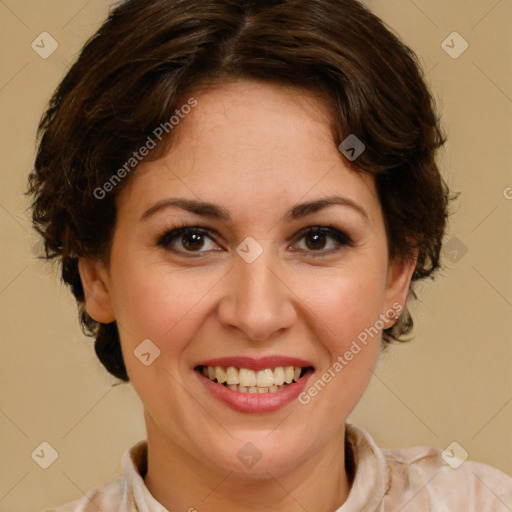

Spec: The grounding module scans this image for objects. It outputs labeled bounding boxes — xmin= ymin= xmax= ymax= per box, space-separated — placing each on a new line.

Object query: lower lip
xmin=196 ymin=370 xmax=313 ymax=414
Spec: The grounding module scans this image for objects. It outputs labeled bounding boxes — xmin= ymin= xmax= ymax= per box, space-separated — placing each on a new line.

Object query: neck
xmin=143 ymin=415 xmax=351 ymax=512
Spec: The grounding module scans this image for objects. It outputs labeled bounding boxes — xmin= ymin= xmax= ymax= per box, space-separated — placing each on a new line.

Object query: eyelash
xmin=155 ymin=223 xmax=354 ymax=259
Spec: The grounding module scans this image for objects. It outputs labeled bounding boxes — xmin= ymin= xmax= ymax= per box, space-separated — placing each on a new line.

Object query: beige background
xmin=0 ymin=1 xmax=511 ymax=510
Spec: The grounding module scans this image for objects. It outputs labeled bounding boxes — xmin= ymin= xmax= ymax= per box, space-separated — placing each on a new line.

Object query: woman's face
xmin=81 ymin=80 xmax=414 ymax=477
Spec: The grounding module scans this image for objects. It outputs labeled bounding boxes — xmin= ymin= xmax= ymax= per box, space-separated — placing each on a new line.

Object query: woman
xmin=28 ymin=0 xmax=512 ymax=510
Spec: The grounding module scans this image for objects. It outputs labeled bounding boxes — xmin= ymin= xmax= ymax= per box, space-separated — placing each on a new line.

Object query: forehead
xmin=116 ymin=80 xmax=380 ymax=224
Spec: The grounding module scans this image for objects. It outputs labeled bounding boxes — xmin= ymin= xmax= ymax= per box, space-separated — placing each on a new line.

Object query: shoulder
xmin=48 ymin=440 xmax=151 ymax=512
xmin=382 ymin=444 xmax=512 ymax=511
xmin=51 ymin=476 xmax=124 ymax=512
xmin=345 ymin=424 xmax=512 ymax=511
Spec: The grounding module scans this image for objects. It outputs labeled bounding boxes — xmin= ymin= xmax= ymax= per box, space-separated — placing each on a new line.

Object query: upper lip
xmin=195 ymin=356 xmax=314 ymax=371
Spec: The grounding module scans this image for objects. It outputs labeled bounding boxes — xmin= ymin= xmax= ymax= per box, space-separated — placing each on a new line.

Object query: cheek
xmin=109 ymin=258 xmax=221 ymax=350
xmin=112 ymin=266 xmax=215 ymax=405
xmin=299 ymin=262 xmax=388 ymax=354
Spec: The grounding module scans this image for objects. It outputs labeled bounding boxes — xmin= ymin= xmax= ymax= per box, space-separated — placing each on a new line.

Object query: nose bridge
xmin=217 ymin=242 xmax=295 ymax=341
xmin=238 ymin=254 xmax=279 ymax=307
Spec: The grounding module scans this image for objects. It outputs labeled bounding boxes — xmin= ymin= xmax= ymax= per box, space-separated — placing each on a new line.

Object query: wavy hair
xmin=28 ymin=0 xmax=451 ymax=381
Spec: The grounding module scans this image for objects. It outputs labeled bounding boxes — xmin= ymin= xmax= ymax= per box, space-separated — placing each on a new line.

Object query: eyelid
xmin=156 ymin=223 xmax=354 ymax=257
xmin=288 ymin=226 xmax=354 ymax=258
xmin=291 ymin=225 xmax=354 ymax=246
xmin=156 ymin=225 xmax=218 ymax=249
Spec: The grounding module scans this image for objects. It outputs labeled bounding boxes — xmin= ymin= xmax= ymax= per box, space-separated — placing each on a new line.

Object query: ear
xmin=78 ymin=257 xmax=115 ymax=324
xmin=382 ymin=249 xmax=418 ymax=327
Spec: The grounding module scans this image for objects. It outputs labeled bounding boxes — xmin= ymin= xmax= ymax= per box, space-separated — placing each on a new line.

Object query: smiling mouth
xmin=195 ymin=365 xmax=314 ymax=394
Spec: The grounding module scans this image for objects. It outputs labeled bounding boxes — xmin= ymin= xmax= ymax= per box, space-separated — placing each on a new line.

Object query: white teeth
xmin=273 ymin=366 xmax=285 ymax=386
xmin=239 ymin=368 xmax=256 ymax=387
xmin=209 ymin=382 xmax=287 ymax=393
xmin=225 ymin=366 xmax=239 ymax=385
xmin=200 ymin=364 xmax=308 ymax=393
xmin=215 ymin=366 xmax=226 ymax=384
xmin=256 ymin=369 xmax=274 ymax=387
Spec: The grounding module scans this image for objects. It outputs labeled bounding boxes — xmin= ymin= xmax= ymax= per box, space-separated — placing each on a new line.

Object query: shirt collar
xmin=122 ymin=423 xmax=390 ymax=512
xmin=336 ymin=423 xmax=390 ymax=511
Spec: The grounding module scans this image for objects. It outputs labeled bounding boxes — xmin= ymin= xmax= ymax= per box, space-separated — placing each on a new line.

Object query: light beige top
xmin=50 ymin=424 xmax=512 ymax=511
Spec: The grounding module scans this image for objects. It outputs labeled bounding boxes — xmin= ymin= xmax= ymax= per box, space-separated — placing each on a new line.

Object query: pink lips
xmin=194 ymin=355 xmax=314 ymax=414
xmin=195 ymin=355 xmax=313 ymax=371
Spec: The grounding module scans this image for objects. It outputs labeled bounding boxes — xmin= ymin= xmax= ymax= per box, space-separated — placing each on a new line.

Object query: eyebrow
xmin=140 ymin=195 xmax=368 ymax=222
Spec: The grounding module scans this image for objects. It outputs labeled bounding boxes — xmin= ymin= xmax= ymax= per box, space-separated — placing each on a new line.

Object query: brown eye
xmin=293 ymin=226 xmax=354 ymax=257
xmin=157 ymin=227 xmax=219 ymax=254
xmin=304 ymin=232 xmax=328 ymax=251
xmin=181 ymin=232 xmax=206 ymax=251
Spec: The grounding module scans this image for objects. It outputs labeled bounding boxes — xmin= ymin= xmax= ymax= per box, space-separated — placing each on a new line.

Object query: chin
xmin=196 ymin=430 xmax=317 ymax=479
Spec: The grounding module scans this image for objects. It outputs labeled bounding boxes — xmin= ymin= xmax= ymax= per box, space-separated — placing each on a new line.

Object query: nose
xmin=216 ymin=248 xmax=297 ymax=342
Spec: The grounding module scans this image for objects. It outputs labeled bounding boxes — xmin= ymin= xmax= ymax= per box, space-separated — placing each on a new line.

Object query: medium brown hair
xmin=28 ymin=0 xmax=451 ymax=381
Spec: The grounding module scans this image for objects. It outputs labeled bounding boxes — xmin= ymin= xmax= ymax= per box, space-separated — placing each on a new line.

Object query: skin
xmin=79 ymin=80 xmax=416 ymax=512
